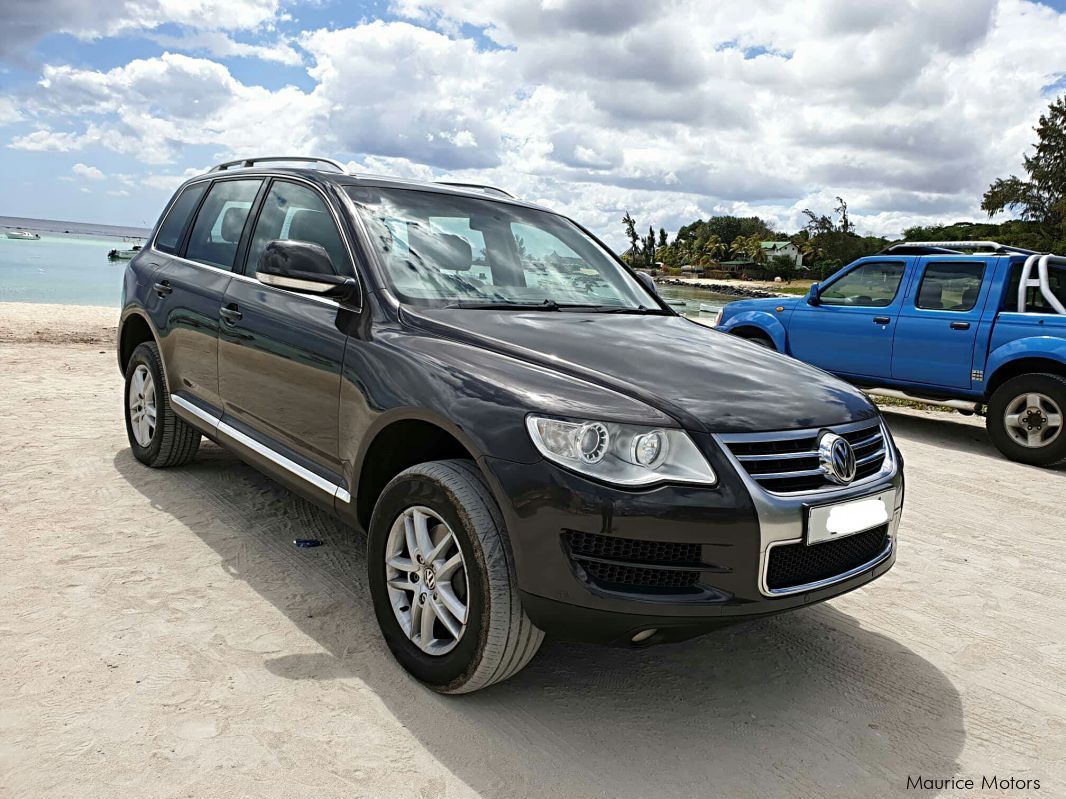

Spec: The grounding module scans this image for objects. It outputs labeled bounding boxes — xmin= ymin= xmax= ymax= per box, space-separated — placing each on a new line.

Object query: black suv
xmin=118 ymin=156 xmax=905 ymax=693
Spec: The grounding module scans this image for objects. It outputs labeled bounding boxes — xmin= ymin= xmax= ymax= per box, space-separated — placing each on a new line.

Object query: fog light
xmin=631 ymin=628 xmax=657 ymax=643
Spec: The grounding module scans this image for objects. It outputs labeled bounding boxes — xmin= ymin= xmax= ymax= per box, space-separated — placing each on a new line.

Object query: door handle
xmin=220 ymin=305 xmax=243 ymax=324
xmin=873 ymin=316 xmax=891 ymax=325
xmin=153 ymin=280 xmax=172 ymax=296
xmin=950 ymin=321 xmax=971 ymax=330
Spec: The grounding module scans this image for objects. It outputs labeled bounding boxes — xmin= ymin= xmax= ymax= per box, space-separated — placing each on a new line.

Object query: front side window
xmin=246 ymin=180 xmax=349 ymax=276
xmin=154 ymin=182 xmax=207 ymax=254
xmin=184 ymin=179 xmax=263 ymax=270
xmin=819 ymin=262 xmax=906 ymax=307
xmin=347 ymin=186 xmax=658 ymax=310
xmin=916 ymin=262 xmax=985 ymax=311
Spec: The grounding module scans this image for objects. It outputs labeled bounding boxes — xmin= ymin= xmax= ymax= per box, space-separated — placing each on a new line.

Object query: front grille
xmin=766 ymin=525 xmax=889 ymax=591
xmin=721 ymin=419 xmax=887 ymax=494
xmin=563 ymin=531 xmax=703 ymax=595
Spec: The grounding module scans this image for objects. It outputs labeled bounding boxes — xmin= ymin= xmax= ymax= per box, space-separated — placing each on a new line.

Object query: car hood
xmin=404 ymin=307 xmax=877 ymax=434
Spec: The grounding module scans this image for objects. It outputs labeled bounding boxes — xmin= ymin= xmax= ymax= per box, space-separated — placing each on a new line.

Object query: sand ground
xmin=0 ymin=303 xmax=1063 ymax=799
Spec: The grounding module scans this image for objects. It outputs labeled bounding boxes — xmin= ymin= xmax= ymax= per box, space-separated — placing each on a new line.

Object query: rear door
xmin=787 ymin=259 xmax=910 ymax=378
xmin=891 ymin=258 xmax=991 ymax=389
xmin=218 ymin=178 xmax=356 ymax=489
xmin=151 ymin=178 xmax=264 ymax=414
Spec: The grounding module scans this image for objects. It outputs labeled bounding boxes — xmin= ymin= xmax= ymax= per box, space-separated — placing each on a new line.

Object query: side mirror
xmin=806 ymin=282 xmax=821 ymax=305
xmin=634 ymin=270 xmax=659 ymax=297
xmin=256 ymin=240 xmax=360 ymax=303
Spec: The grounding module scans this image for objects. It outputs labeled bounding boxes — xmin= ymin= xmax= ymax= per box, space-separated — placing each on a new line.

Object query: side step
xmin=866 ymin=388 xmax=983 ymax=415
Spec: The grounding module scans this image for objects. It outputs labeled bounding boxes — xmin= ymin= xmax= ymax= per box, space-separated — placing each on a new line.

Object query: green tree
xmin=658 ymin=227 xmax=668 ymax=249
xmin=982 ymin=95 xmax=1066 ymax=250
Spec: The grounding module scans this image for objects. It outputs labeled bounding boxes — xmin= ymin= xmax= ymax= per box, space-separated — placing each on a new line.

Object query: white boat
xmin=5 ymin=230 xmax=40 ymax=240
xmin=664 ymin=299 xmax=687 ymax=307
xmin=698 ymin=303 xmax=720 ymax=314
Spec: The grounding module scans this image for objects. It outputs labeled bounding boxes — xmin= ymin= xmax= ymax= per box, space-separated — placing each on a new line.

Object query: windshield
xmin=346 ymin=186 xmax=658 ymax=310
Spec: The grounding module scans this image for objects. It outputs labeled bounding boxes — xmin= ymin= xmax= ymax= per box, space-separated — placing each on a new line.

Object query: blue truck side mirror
xmin=806 ymin=282 xmax=820 ymax=305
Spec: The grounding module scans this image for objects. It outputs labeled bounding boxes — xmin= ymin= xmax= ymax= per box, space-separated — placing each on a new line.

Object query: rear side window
xmin=1005 ymin=262 xmax=1066 ymax=313
xmin=184 ymin=179 xmax=263 ymax=270
xmin=819 ymin=262 xmax=906 ymax=307
xmin=916 ymin=262 xmax=985 ymax=311
xmin=154 ymin=182 xmax=207 ymax=254
xmin=246 ymin=180 xmax=349 ymax=275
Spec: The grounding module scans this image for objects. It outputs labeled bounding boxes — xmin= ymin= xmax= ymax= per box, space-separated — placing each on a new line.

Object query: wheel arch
xmin=985 ymin=338 xmax=1066 ymax=397
xmin=719 ymin=310 xmax=788 ymax=352
xmin=353 ymin=411 xmax=483 ymax=531
xmin=117 ymin=310 xmax=160 ymax=375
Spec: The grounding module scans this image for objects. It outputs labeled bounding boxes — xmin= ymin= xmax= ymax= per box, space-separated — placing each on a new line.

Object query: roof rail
xmin=209 ymin=156 xmax=348 ymax=174
xmin=433 ymin=181 xmax=516 ymax=199
xmin=882 ymin=240 xmax=1039 ymax=256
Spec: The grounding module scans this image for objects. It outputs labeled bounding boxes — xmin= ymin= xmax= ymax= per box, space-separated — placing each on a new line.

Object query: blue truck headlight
xmin=526 ymin=415 xmax=717 ymax=487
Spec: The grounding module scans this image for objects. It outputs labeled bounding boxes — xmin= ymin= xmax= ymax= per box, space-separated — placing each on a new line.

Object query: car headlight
xmin=525 ymin=415 xmax=717 ymax=487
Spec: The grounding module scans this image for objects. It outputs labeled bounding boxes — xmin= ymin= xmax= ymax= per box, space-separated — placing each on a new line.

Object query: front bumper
xmin=481 ymin=429 xmax=904 ymax=644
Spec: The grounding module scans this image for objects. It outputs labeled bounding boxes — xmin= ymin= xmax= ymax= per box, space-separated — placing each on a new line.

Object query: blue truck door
xmin=890 ymin=257 xmax=991 ymax=389
xmin=788 ymin=259 xmax=910 ymax=377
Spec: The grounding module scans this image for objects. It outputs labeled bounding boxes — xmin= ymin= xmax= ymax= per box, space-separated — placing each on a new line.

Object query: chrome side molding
xmin=170 ymin=394 xmax=351 ymax=504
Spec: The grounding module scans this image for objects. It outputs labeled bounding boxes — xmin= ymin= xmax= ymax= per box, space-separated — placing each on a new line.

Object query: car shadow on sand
xmin=114 ymin=445 xmax=965 ymax=799
xmin=881 ymin=408 xmax=1066 ymax=472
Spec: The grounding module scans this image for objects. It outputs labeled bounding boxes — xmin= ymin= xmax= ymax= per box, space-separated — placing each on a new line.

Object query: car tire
xmin=367 ymin=459 xmax=544 ymax=693
xmin=124 ymin=341 xmax=202 ymax=468
xmin=986 ymin=373 xmax=1066 ymax=467
xmin=739 ymin=331 xmax=775 ymax=350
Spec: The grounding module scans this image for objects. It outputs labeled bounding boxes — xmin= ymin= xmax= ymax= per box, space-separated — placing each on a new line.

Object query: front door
xmin=218 ymin=178 xmax=357 ymax=485
xmin=788 ymin=260 xmax=910 ymax=378
xmin=891 ymin=258 xmax=990 ymax=389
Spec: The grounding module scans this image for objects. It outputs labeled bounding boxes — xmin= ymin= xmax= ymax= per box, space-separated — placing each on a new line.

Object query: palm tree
xmin=701 ymin=234 xmax=727 ymax=265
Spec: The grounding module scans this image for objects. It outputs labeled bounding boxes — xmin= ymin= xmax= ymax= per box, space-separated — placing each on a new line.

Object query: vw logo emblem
xmin=423 ymin=566 xmax=436 ymax=590
xmin=818 ymin=432 xmax=857 ymax=485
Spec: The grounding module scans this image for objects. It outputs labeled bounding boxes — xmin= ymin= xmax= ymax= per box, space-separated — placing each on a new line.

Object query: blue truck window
xmin=819 ymin=262 xmax=905 ymax=307
xmin=1005 ymin=262 xmax=1066 ymax=312
xmin=916 ymin=262 xmax=985 ymax=311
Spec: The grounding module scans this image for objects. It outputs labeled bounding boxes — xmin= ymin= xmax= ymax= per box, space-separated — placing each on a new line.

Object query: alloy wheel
xmin=1003 ymin=391 xmax=1063 ymax=449
xmin=384 ymin=506 xmax=470 ymax=655
xmin=128 ymin=364 xmax=158 ymax=447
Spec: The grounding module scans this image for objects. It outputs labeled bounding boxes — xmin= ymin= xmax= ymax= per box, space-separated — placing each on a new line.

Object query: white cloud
xmin=0 ymin=0 xmax=284 ymax=60
xmin=6 ymin=0 xmax=1066 ymax=244
xmin=0 ymin=97 xmax=23 ymax=126
xmin=72 ymin=163 xmax=105 ymax=180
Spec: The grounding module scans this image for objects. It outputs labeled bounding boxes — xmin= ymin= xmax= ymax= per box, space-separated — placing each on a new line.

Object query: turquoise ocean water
xmin=0 ymin=216 xmax=732 ymax=316
xmin=0 ymin=217 xmax=150 ymax=307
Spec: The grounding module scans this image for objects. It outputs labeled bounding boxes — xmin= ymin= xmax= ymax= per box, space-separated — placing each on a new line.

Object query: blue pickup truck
xmin=716 ymin=242 xmax=1066 ymax=466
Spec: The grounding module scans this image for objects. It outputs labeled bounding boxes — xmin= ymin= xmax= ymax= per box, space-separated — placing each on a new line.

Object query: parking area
xmin=1 ymin=342 xmax=1063 ymax=799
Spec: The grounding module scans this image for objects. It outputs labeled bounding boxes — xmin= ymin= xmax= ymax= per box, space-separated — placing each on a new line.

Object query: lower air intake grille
xmin=564 ymin=531 xmax=703 ymax=595
xmin=766 ymin=525 xmax=889 ymax=591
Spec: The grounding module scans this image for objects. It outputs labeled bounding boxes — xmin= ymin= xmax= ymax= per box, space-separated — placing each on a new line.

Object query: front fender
xmin=718 ymin=310 xmax=788 ymax=352
xmin=986 ymin=336 xmax=1066 ymax=382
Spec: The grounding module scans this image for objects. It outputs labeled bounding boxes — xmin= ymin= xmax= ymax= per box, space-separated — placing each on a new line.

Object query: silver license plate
xmin=807 ymin=489 xmax=894 ymax=545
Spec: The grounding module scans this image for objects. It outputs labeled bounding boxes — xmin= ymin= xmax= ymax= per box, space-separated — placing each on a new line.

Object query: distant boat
xmin=698 ymin=303 xmax=720 ymax=314
xmin=6 ymin=230 xmax=40 ymax=240
xmin=664 ymin=299 xmax=687 ymax=308
xmin=108 ymin=245 xmax=141 ymax=261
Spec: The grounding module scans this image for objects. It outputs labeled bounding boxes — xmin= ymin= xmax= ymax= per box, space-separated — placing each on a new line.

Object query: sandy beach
xmin=1 ymin=304 xmax=1063 ymax=798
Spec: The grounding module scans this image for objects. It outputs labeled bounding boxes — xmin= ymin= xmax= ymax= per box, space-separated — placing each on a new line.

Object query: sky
xmin=1 ymin=0 xmax=1065 ymax=249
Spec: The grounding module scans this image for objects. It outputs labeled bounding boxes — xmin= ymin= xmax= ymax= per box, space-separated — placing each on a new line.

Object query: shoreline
xmin=654 ymin=277 xmax=792 ymax=299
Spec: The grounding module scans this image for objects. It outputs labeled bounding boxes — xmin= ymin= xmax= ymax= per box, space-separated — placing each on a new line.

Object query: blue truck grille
xmin=720 ymin=419 xmax=887 ymax=494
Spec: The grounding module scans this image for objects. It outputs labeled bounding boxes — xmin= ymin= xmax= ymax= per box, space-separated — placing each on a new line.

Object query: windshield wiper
xmin=586 ymin=304 xmax=667 ymax=314
xmin=446 ymin=299 xmax=561 ymax=311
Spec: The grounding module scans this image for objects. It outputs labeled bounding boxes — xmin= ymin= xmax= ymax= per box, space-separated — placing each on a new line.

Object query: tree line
xmin=621 ymin=95 xmax=1066 ymax=280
